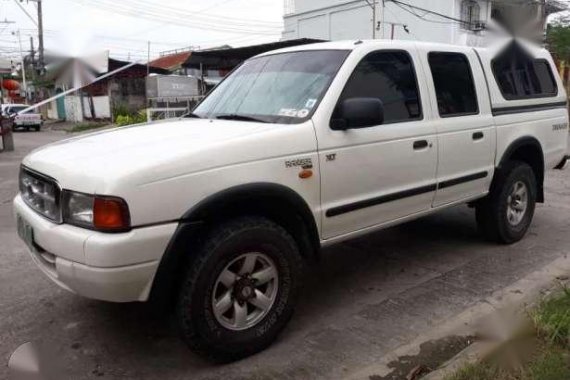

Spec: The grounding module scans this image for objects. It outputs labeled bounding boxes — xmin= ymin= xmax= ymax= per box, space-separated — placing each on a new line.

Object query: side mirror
xmin=330 ymin=98 xmax=384 ymax=131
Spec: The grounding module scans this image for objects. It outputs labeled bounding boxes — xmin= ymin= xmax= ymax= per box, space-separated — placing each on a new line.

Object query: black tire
xmin=476 ymin=161 xmax=537 ymax=244
xmin=34 ymin=125 xmax=41 ymax=132
xmin=176 ymin=216 xmax=304 ymax=362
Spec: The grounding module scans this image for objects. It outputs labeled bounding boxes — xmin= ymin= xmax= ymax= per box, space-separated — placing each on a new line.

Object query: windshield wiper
xmin=184 ymin=112 xmax=202 ymax=119
xmin=215 ymin=114 xmax=268 ymax=123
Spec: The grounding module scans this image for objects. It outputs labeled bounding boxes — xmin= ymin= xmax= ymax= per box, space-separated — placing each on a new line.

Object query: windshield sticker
xmin=297 ymin=109 xmax=310 ymax=118
xmin=305 ymin=99 xmax=317 ymax=109
xmin=279 ymin=108 xmax=299 ymax=117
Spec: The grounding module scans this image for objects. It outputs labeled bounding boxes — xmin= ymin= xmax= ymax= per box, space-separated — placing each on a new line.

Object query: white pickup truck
xmin=2 ymin=104 xmax=43 ymax=132
xmin=14 ymin=39 xmax=569 ymax=361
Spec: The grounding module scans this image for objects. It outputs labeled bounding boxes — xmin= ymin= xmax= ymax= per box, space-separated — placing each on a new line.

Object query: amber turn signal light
xmin=299 ymin=169 xmax=313 ymax=179
xmin=93 ymin=197 xmax=131 ymax=231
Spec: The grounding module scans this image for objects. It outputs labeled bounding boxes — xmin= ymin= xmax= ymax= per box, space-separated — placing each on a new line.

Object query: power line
xmin=387 ymin=0 xmax=470 ymax=27
xmin=66 ymin=0 xmax=283 ymax=35
xmin=12 ymin=0 xmax=38 ymax=26
xmin=112 ymin=0 xmax=282 ymax=27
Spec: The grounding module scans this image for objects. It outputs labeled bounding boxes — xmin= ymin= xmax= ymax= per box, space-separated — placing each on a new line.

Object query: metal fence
xmin=146 ymin=96 xmax=204 ymax=121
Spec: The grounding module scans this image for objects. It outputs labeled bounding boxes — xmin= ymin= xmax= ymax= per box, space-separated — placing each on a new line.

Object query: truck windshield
xmin=193 ymin=50 xmax=350 ymax=124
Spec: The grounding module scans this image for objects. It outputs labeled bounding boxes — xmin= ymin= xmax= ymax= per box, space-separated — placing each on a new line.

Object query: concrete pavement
xmin=1 ymin=129 xmax=570 ymax=379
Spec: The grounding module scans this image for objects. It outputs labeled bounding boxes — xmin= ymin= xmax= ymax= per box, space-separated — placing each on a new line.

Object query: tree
xmin=547 ymin=17 xmax=570 ymax=60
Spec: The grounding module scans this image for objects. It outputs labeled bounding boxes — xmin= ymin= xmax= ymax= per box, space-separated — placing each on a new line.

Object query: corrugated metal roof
xmin=183 ymin=38 xmax=325 ymax=70
xmin=149 ymin=51 xmax=193 ymax=71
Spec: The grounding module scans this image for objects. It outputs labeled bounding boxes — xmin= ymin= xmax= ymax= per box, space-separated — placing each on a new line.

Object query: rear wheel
xmin=476 ymin=161 xmax=537 ymax=244
xmin=34 ymin=125 xmax=41 ymax=132
xmin=176 ymin=216 xmax=304 ymax=362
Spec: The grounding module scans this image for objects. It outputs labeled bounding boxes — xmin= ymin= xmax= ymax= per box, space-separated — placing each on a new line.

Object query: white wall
xmin=83 ymin=96 xmax=111 ymax=119
xmin=64 ymin=96 xmax=83 ymax=123
xmin=283 ymin=0 xmax=493 ymax=47
xmin=45 ymin=99 xmax=58 ymax=120
xmin=63 ymin=95 xmax=111 ymax=122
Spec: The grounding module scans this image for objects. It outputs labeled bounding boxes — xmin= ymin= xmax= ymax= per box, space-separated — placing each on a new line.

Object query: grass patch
xmin=445 ymin=343 xmax=570 ymax=380
xmin=444 ymin=290 xmax=570 ymax=380
xmin=67 ymin=122 xmax=108 ymax=133
xmin=532 ymin=288 xmax=570 ymax=346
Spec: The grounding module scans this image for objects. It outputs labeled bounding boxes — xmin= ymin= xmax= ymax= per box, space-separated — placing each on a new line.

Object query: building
xmin=282 ymin=0 xmax=566 ymax=47
xmin=46 ymin=57 xmax=168 ymax=122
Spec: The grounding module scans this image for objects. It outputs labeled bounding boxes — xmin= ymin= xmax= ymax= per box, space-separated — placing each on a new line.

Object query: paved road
xmin=1 ymin=129 xmax=570 ymax=380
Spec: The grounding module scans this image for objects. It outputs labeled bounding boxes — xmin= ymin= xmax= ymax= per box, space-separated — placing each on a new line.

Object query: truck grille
xmin=19 ymin=167 xmax=62 ymax=223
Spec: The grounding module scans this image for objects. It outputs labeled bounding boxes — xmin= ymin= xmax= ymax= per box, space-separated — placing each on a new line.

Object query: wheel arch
xmin=497 ymin=136 xmax=545 ymax=202
xmin=149 ymin=183 xmax=320 ymax=306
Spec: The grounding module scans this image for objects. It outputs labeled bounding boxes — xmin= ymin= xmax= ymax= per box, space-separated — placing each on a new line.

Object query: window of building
xmin=428 ymin=52 xmax=479 ymax=117
xmin=333 ymin=51 xmax=422 ymax=125
xmin=461 ymin=0 xmax=481 ymax=31
xmin=492 ymin=43 xmax=558 ymax=100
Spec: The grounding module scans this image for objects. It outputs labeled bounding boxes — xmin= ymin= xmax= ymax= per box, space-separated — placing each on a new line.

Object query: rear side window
xmin=335 ymin=50 xmax=422 ymax=125
xmin=492 ymin=44 xmax=558 ymax=100
xmin=428 ymin=52 xmax=479 ymax=117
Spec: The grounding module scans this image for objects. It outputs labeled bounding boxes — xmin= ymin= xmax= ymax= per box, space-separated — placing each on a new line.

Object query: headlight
xmin=19 ymin=167 xmax=62 ymax=223
xmin=62 ymin=191 xmax=131 ymax=232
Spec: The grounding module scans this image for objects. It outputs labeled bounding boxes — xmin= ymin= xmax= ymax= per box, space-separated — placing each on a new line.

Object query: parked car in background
xmin=1 ymin=104 xmax=43 ymax=132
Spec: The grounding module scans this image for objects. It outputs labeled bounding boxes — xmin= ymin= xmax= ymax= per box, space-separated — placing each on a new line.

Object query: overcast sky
xmin=0 ymin=0 xmax=284 ymax=62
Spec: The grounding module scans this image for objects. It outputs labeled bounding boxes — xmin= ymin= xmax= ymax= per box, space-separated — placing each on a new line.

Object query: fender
xmin=149 ymin=183 xmax=320 ymax=305
xmin=497 ymin=136 xmax=545 ymax=202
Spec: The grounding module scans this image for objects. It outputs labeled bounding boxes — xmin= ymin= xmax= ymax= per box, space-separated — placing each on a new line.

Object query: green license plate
xmin=17 ymin=215 xmax=35 ymax=251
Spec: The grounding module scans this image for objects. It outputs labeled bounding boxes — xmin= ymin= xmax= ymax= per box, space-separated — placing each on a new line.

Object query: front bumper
xmin=13 ymin=194 xmax=177 ymax=303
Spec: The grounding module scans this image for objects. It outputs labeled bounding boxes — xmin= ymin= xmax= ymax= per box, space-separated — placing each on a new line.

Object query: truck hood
xmin=23 ymin=119 xmax=311 ymax=194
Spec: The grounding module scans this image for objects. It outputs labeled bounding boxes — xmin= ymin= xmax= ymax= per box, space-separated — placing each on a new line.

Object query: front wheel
xmin=476 ymin=161 xmax=537 ymax=244
xmin=176 ymin=217 xmax=304 ymax=362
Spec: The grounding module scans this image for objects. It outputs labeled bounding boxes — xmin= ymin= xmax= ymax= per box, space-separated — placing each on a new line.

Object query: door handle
xmin=473 ymin=132 xmax=484 ymax=141
xmin=413 ymin=140 xmax=429 ymax=150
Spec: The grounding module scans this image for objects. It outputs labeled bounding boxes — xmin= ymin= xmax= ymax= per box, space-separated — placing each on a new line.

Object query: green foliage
xmin=446 ymin=289 xmax=570 ymax=380
xmin=68 ymin=122 xmax=107 ymax=133
xmin=532 ymin=288 xmax=570 ymax=346
xmin=445 ymin=349 xmax=570 ymax=380
xmin=547 ymin=21 xmax=570 ymax=60
xmin=115 ymin=112 xmax=147 ymax=127
xmin=112 ymin=103 xmax=131 ymax=121
xmin=444 ymin=363 xmax=498 ymax=380
xmin=528 ymin=351 xmax=570 ymax=380
xmin=114 ymin=109 xmax=148 ymax=127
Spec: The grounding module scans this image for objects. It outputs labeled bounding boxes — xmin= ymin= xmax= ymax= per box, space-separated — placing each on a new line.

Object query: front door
xmin=317 ymin=49 xmax=438 ymax=240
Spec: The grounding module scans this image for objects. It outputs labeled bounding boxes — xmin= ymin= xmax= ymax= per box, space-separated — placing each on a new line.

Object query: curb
xmin=347 ymin=253 xmax=570 ymax=380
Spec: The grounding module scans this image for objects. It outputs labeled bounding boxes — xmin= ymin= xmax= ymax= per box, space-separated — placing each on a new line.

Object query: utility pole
xmin=364 ymin=0 xmax=378 ymax=38
xmin=372 ymin=1 xmax=377 ymax=39
xmin=37 ymin=0 xmax=44 ymax=71
xmin=381 ymin=0 xmax=386 ymax=39
xmin=14 ymin=30 xmax=27 ymax=101
xmin=147 ymin=41 xmax=151 ymax=76
xmin=20 ymin=0 xmax=44 ymax=73
xmin=0 ymin=20 xmax=15 ymax=103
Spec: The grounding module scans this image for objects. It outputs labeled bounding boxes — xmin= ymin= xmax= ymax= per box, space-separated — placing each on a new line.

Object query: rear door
xmin=419 ymin=47 xmax=495 ymax=206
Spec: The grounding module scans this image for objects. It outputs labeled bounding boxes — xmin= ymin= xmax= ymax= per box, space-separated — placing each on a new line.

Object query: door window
xmin=428 ymin=52 xmax=479 ymax=117
xmin=333 ymin=50 xmax=422 ymax=125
